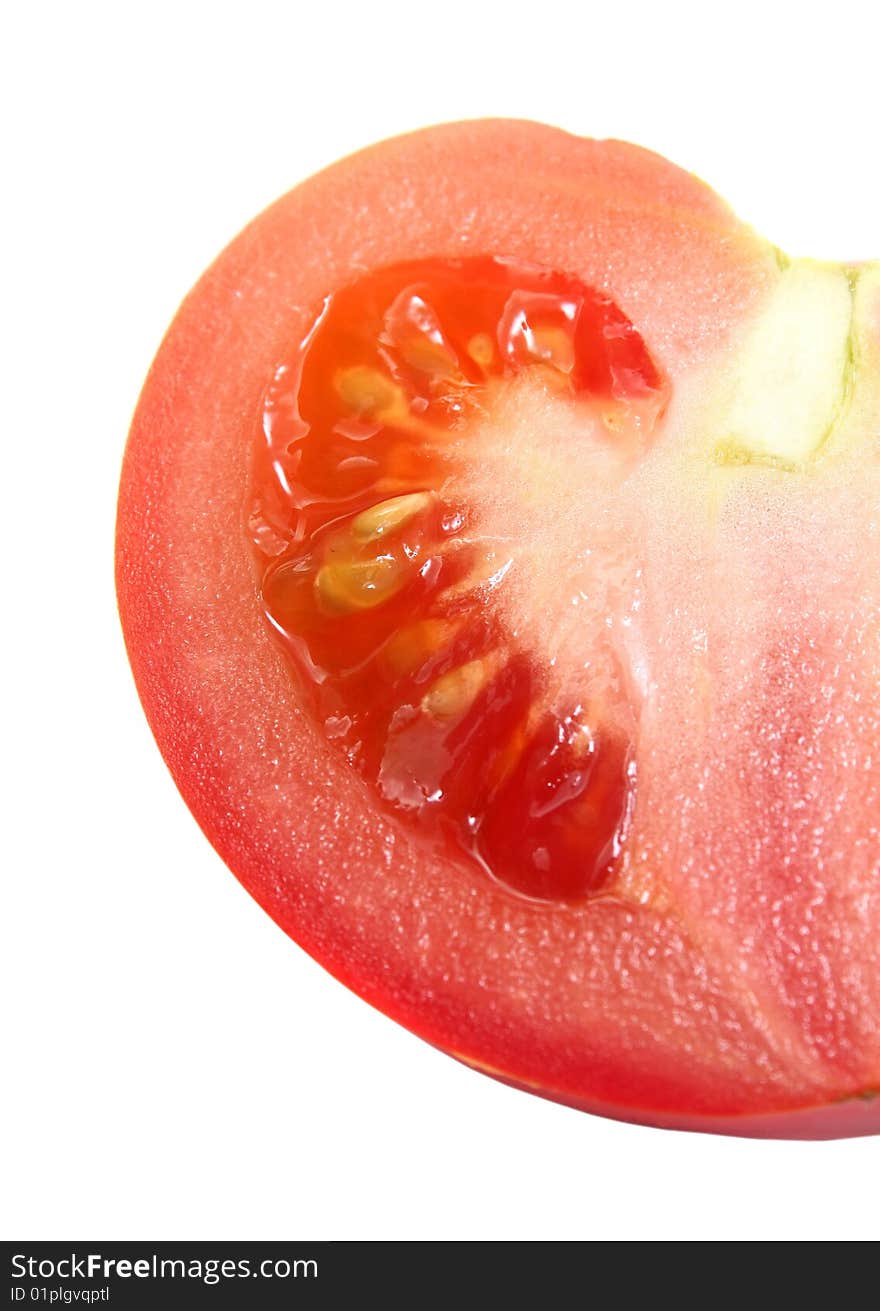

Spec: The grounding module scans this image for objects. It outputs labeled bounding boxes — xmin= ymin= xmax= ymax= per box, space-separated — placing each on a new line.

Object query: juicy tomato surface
xmin=116 ymin=119 xmax=880 ymax=1136
xmin=253 ymin=255 xmax=668 ymax=904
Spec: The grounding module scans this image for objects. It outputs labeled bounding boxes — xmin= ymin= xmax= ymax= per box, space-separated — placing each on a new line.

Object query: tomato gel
xmin=249 ymin=256 xmax=667 ymax=902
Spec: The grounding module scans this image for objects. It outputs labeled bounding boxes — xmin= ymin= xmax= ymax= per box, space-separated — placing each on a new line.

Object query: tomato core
xmin=248 ymin=256 xmax=668 ymax=901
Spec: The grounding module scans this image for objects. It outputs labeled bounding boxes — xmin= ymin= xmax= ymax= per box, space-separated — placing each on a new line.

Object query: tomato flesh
xmin=250 ymin=256 xmax=667 ymax=901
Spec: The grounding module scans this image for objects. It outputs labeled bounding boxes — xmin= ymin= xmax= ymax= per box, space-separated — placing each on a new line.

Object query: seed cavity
xmin=253 ymin=255 xmax=663 ymax=903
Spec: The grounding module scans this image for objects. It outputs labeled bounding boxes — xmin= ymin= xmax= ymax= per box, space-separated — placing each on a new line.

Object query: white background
xmin=4 ymin=0 xmax=880 ymax=1242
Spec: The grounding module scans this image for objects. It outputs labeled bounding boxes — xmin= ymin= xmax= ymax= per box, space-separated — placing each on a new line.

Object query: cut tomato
xmin=116 ymin=120 xmax=880 ymax=1137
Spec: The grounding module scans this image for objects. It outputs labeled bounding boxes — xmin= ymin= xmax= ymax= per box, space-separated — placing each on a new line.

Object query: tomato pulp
xmin=117 ymin=120 xmax=880 ymax=1136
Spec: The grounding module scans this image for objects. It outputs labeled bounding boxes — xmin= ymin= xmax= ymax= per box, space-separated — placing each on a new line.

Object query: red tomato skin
xmin=475 ymin=1068 xmax=880 ymax=1139
xmin=116 ymin=119 xmax=879 ymax=1137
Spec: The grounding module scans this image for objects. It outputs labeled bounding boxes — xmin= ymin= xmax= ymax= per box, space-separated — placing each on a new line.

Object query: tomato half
xmin=116 ymin=119 xmax=880 ymax=1137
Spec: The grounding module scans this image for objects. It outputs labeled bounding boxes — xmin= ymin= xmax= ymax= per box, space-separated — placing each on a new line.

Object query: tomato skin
xmin=467 ymin=1066 xmax=880 ymax=1139
xmin=117 ymin=119 xmax=879 ymax=1136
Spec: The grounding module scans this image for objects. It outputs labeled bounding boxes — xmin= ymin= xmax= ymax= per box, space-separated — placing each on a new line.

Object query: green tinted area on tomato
xmin=248 ymin=256 xmax=669 ymax=902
